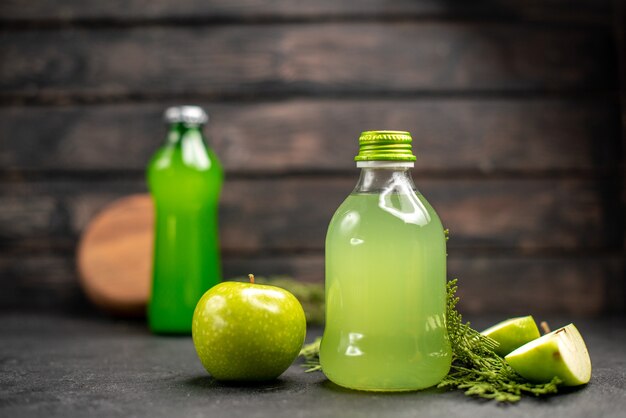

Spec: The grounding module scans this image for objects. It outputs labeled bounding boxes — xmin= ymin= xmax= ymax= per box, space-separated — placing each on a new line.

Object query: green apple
xmin=192 ymin=274 xmax=306 ymax=381
xmin=481 ymin=315 xmax=541 ymax=357
xmin=505 ymin=323 xmax=591 ymax=386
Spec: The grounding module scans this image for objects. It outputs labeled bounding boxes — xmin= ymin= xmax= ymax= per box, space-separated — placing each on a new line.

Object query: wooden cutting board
xmin=76 ymin=194 xmax=153 ymax=316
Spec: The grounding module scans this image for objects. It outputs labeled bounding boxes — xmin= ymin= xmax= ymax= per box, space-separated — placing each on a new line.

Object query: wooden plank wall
xmin=0 ymin=0 xmax=624 ymax=316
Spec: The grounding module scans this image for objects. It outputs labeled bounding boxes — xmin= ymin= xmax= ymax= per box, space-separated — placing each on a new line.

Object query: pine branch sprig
xmin=438 ymin=279 xmax=560 ymax=402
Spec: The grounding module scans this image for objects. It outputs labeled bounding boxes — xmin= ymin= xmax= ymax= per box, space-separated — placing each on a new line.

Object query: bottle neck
xmin=166 ymin=123 xmax=204 ymax=145
xmin=354 ymin=162 xmax=417 ymax=194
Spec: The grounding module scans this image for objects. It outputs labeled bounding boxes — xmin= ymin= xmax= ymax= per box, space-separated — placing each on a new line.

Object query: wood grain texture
xmin=0 ymin=255 xmax=85 ymax=312
xmin=0 ymin=99 xmax=620 ymax=174
xmin=77 ymin=195 xmax=152 ymax=316
xmin=0 ymin=24 xmax=615 ymax=100
xmin=0 ymin=0 xmax=621 ymax=317
xmin=0 ymin=178 xmax=618 ymax=253
xmin=450 ymin=256 xmax=624 ymax=316
xmin=1 ymin=253 xmax=621 ymax=315
xmin=0 ymin=0 xmax=611 ymax=23
xmin=73 ymin=193 xmax=620 ymax=317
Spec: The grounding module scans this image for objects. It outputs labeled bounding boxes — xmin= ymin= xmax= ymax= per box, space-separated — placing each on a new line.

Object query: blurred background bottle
xmin=147 ymin=106 xmax=223 ymax=334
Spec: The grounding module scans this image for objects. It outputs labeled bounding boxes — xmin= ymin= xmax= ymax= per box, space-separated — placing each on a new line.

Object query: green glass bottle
xmin=147 ymin=106 xmax=223 ymax=334
xmin=320 ymin=131 xmax=451 ymax=391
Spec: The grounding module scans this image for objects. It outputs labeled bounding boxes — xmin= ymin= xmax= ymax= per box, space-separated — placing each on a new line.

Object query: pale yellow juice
xmin=320 ymin=191 xmax=451 ymax=391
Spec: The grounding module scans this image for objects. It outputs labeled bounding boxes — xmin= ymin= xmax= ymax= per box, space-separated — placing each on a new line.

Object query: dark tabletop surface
xmin=1 ymin=313 xmax=625 ymax=418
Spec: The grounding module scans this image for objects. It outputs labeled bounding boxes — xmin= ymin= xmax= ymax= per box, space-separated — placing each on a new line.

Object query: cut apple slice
xmin=481 ymin=315 xmax=541 ymax=357
xmin=505 ymin=323 xmax=591 ymax=386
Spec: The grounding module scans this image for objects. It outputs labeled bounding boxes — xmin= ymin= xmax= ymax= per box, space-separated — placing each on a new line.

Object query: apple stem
xmin=248 ymin=274 xmax=255 ymax=284
xmin=540 ymin=321 xmax=551 ymax=334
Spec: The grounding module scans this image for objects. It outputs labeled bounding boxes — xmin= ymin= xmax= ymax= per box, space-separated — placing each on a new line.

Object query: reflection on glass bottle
xmin=147 ymin=106 xmax=223 ymax=334
xmin=320 ymin=131 xmax=451 ymax=391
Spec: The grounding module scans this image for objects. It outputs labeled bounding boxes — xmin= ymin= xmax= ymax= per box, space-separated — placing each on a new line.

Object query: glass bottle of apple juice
xmin=320 ymin=130 xmax=451 ymax=391
xmin=147 ymin=106 xmax=223 ymax=334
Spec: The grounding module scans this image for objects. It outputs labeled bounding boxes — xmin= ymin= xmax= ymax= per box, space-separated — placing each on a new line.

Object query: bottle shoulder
xmin=328 ymin=191 xmax=444 ymax=233
xmin=147 ymin=144 xmax=223 ymax=202
xmin=147 ymin=143 xmax=223 ymax=176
